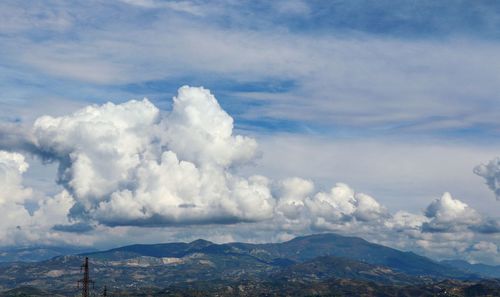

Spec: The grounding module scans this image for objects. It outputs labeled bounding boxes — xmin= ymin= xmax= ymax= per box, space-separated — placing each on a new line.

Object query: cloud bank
xmin=0 ymin=86 xmax=498 ymax=263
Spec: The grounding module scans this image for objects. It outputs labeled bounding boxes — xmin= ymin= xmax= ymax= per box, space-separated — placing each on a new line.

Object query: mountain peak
xmin=286 ymin=232 xmax=367 ymax=245
xmin=188 ymin=239 xmax=213 ymax=248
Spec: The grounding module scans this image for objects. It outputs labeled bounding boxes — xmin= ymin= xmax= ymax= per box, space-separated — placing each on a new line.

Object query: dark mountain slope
xmin=266 ymin=233 xmax=466 ymax=277
xmin=86 ymin=239 xmax=214 ymax=260
xmin=276 ymin=255 xmax=422 ymax=284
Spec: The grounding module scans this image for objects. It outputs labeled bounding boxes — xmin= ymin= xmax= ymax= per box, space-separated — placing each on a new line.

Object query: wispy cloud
xmin=2 ymin=1 xmax=500 ymax=137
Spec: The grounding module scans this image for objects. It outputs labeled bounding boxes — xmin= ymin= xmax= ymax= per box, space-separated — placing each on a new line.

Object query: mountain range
xmin=0 ymin=233 xmax=498 ymax=296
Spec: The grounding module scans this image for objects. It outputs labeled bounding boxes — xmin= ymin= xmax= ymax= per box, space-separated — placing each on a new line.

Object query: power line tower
xmin=77 ymin=257 xmax=94 ymax=297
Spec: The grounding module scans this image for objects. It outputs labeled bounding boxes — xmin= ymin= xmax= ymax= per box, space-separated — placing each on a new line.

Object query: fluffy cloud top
xmin=34 ymin=99 xmax=160 ymax=206
xmin=163 ymin=86 xmax=258 ymax=167
xmin=274 ymin=180 xmax=388 ymax=234
xmin=32 ymin=86 xmax=273 ymax=226
xmin=275 ymin=177 xmax=313 ymax=220
xmin=308 ymin=183 xmax=387 ymax=224
xmin=423 ymin=192 xmax=482 ymax=232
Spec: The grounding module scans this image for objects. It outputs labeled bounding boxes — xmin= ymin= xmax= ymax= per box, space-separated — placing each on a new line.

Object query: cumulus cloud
xmin=0 ymin=151 xmax=33 ymax=243
xmin=32 ymin=86 xmax=273 ymax=226
xmin=386 ymin=211 xmax=429 ymax=233
xmin=307 ymin=183 xmax=388 ymax=226
xmin=376 ymin=192 xmax=499 ymax=262
xmin=269 ymin=186 xmax=498 ymax=263
xmin=275 ymin=177 xmax=313 ymax=220
xmin=272 ymin=179 xmax=389 ymax=235
xmin=423 ymin=192 xmax=482 ymax=233
xmin=474 ymin=157 xmax=500 ymax=200
xmin=161 ymin=86 xmax=258 ymax=167
xmin=0 ymin=151 xmax=77 ymax=245
xmin=33 ymin=98 xmax=160 ymax=204
xmin=1 ymin=86 xmax=498 ymax=264
xmin=0 ymin=151 xmax=31 ymax=204
xmin=21 ymin=87 xmax=393 ymax=237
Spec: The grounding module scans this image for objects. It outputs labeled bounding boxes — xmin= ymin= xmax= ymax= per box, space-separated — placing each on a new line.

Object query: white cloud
xmin=462 ymin=241 xmax=499 ymax=264
xmin=0 ymin=150 xmax=31 ymax=204
xmin=306 ymin=183 xmax=387 ymax=225
xmin=34 ymin=98 xmax=160 ymax=205
xmin=272 ymin=180 xmax=389 ymax=235
xmin=423 ymin=192 xmax=482 ymax=232
xmin=120 ymin=0 xmax=206 ymax=16
xmin=0 ymin=151 xmax=32 ymax=244
xmin=0 ymin=151 xmax=77 ymax=246
xmin=32 ymin=86 xmax=273 ymax=226
xmin=275 ymin=177 xmax=313 ymax=220
xmin=162 ymin=86 xmax=257 ymax=167
xmin=384 ymin=211 xmax=429 ymax=240
xmin=250 ymin=134 xmax=499 ymax=217
xmin=380 ymin=192 xmax=500 ymax=262
xmin=306 ymin=189 xmax=388 ymax=236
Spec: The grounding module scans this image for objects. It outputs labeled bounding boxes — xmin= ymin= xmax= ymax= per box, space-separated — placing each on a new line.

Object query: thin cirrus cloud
xmin=1 ymin=0 xmax=500 ymax=137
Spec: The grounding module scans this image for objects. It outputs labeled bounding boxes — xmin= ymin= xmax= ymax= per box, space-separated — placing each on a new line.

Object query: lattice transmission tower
xmin=77 ymin=256 xmax=94 ymax=297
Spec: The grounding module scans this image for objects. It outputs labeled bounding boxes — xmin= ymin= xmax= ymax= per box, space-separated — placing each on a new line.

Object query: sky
xmin=0 ymin=0 xmax=500 ymax=264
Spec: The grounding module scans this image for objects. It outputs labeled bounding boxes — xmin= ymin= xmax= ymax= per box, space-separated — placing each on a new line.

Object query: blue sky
xmin=0 ymin=0 xmax=500 ymax=263
xmin=2 ymin=0 xmax=500 ymax=140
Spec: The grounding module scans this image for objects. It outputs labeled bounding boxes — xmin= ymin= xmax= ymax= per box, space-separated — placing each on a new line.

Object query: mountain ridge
xmin=82 ymin=233 xmax=472 ymax=279
xmin=0 ymin=233 xmax=492 ymax=296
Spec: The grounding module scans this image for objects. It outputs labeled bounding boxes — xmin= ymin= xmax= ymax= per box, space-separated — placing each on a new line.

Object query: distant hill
xmin=441 ymin=259 xmax=500 ymax=278
xmin=0 ymin=233 xmax=486 ymax=296
xmin=86 ymin=238 xmax=214 ymax=260
xmin=276 ymin=255 xmax=420 ymax=284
